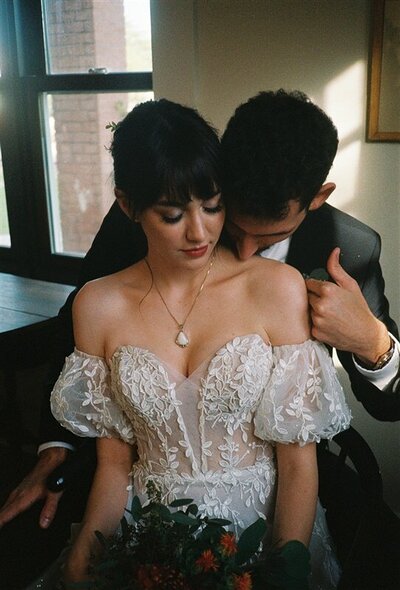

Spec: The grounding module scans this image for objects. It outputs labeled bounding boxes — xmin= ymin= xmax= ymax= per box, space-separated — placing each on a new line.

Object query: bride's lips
xmin=181 ymin=245 xmax=208 ymax=258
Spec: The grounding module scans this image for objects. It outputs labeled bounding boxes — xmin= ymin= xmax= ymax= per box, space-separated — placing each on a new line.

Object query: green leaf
xmin=158 ymin=503 xmax=173 ymax=520
xmin=170 ymin=511 xmax=199 ymax=525
xmin=120 ymin=516 xmax=130 ymax=541
xmin=105 ymin=121 xmax=118 ymax=132
xmin=204 ymin=518 xmax=232 ymax=526
xmin=236 ymin=518 xmax=267 ymax=565
xmin=278 ymin=540 xmax=311 ymax=579
xmin=129 ymin=495 xmax=143 ymax=521
xmin=169 ymin=498 xmax=194 ymax=507
xmin=186 ymin=503 xmax=198 ymax=516
xmin=197 ymin=524 xmax=224 ymax=543
xmin=263 ymin=541 xmax=311 ymax=590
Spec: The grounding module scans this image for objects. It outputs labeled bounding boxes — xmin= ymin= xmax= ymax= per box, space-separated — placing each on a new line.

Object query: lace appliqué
xmin=50 ymin=334 xmax=351 ymax=572
xmin=254 ymin=340 xmax=351 ymax=444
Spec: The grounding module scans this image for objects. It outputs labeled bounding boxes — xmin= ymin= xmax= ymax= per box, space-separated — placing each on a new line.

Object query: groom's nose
xmin=235 ymin=235 xmax=260 ymax=260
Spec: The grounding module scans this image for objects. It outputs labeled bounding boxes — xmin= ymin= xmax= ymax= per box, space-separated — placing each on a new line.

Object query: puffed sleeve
xmin=50 ymin=348 xmax=135 ymax=444
xmin=254 ymin=340 xmax=351 ymax=445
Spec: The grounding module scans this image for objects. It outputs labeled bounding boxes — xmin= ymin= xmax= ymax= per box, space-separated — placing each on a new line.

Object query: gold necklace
xmin=144 ymin=252 xmax=215 ymax=348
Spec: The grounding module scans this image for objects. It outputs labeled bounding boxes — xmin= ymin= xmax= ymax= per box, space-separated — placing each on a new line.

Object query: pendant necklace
xmin=144 ymin=252 xmax=215 ymax=348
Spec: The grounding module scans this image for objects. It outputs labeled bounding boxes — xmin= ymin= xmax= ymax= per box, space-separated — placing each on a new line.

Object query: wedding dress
xmin=48 ymin=334 xmax=351 ymax=590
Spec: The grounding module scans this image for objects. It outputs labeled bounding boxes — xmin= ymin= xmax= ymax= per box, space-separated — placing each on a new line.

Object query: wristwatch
xmin=356 ymin=335 xmax=396 ymax=371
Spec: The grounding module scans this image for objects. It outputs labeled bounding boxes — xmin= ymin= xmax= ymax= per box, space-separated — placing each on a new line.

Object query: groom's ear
xmin=115 ymin=188 xmax=135 ymax=220
xmin=309 ymin=182 xmax=336 ymax=211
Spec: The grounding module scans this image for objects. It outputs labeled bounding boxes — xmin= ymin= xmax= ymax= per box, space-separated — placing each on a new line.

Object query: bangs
xmin=159 ymin=154 xmax=221 ymax=204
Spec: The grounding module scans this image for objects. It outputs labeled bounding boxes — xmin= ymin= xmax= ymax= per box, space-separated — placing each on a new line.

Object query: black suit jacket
xmin=39 ymin=202 xmax=400 ymax=446
xmin=287 ymin=203 xmax=399 ymax=421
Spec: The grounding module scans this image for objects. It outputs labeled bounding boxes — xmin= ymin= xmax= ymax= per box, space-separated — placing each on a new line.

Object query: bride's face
xmin=139 ymin=193 xmax=225 ymax=267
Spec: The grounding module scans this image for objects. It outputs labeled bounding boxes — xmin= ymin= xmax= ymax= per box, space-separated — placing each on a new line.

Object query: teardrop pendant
xmin=175 ymin=329 xmax=189 ymax=348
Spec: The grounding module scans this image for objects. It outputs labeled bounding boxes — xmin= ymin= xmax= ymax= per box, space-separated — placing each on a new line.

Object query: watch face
xmin=374 ymin=338 xmax=395 ymax=370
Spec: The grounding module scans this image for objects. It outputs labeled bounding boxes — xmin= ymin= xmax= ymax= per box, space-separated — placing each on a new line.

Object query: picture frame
xmin=367 ymin=0 xmax=400 ymax=141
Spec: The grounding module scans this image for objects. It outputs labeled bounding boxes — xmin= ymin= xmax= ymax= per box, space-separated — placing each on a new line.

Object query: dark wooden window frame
xmin=0 ymin=0 xmax=152 ymax=284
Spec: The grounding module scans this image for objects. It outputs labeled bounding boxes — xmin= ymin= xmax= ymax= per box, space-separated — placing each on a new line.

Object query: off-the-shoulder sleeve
xmin=50 ymin=348 xmax=135 ymax=444
xmin=254 ymin=340 xmax=351 ymax=445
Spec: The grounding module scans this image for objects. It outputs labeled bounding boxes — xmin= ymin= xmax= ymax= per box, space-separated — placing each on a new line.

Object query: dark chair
xmin=317 ymin=426 xmax=400 ymax=590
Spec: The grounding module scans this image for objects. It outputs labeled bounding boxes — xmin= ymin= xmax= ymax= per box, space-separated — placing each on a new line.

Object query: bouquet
xmin=84 ymin=481 xmax=310 ymax=590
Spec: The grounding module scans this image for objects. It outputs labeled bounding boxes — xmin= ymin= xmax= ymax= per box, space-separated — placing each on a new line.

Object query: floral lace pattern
xmin=51 ymin=335 xmax=351 ymax=590
xmin=254 ymin=340 xmax=351 ymax=444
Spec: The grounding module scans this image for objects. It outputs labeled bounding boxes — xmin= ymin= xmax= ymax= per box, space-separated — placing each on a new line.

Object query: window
xmin=0 ymin=0 xmax=153 ymax=283
xmin=0 ymin=147 xmax=11 ymax=248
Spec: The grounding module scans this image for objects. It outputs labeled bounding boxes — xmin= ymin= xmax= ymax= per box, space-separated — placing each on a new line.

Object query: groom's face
xmin=225 ymin=199 xmax=307 ymax=260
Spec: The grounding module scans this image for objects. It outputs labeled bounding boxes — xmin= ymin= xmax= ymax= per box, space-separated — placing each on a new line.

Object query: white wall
xmin=151 ymin=0 xmax=400 ymax=513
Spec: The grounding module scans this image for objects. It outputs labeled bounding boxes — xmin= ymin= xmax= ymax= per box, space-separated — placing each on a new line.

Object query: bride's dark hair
xmin=110 ymin=99 xmax=221 ymax=214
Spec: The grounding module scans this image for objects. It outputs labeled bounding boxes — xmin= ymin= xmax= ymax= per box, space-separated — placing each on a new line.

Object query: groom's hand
xmin=305 ymin=247 xmax=390 ymax=363
xmin=0 ymin=447 xmax=66 ymax=529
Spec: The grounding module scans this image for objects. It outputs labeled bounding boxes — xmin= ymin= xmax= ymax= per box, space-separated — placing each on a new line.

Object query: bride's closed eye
xmin=161 ymin=203 xmax=223 ymax=224
xmin=158 ymin=194 xmax=223 ymax=224
xmin=162 ymin=213 xmax=183 ymax=224
xmin=203 ymin=203 xmax=224 ymax=214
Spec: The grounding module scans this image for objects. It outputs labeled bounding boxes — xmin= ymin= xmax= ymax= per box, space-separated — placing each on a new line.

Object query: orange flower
xmin=195 ymin=549 xmax=219 ymax=572
xmin=234 ymin=571 xmax=253 ymax=590
xmin=219 ymin=531 xmax=237 ymax=556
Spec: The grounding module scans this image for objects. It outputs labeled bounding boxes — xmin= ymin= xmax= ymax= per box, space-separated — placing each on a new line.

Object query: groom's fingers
xmin=326 ymin=247 xmax=358 ymax=291
xmin=39 ymin=491 xmax=63 ymax=529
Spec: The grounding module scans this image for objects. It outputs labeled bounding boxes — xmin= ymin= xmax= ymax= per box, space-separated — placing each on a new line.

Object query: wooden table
xmin=0 ymin=272 xmax=75 ymax=333
xmin=0 ymin=273 xmax=75 ymax=446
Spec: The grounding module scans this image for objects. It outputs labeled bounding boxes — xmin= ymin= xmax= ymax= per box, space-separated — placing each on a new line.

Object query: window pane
xmin=43 ymin=91 xmax=153 ymax=256
xmin=42 ymin=0 xmax=152 ymax=74
xmin=0 ymin=146 xmax=11 ymax=247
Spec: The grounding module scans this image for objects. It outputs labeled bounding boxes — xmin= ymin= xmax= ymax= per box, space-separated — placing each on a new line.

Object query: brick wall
xmin=47 ymin=0 xmax=126 ymax=254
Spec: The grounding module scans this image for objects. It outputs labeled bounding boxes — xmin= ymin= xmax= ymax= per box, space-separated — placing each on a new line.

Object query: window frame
xmin=0 ymin=0 xmax=153 ymax=284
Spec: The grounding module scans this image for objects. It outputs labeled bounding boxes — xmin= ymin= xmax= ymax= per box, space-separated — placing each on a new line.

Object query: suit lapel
xmin=286 ymin=205 xmax=335 ymax=275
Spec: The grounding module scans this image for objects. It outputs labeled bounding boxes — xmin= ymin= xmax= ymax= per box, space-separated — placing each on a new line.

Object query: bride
xmin=48 ymin=98 xmax=350 ymax=589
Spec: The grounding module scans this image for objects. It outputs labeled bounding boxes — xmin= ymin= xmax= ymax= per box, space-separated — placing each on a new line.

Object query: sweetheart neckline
xmin=72 ymin=335 xmax=317 ymax=381
xmin=109 ymin=333 xmax=271 ymax=380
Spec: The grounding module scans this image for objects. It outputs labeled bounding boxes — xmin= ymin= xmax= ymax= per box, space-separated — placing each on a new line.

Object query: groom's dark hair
xmin=221 ymin=89 xmax=338 ymax=220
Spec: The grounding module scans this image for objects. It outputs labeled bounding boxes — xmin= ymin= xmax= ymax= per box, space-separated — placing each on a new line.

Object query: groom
xmin=221 ymin=89 xmax=399 ymax=419
xmin=1 ymin=89 xmax=399 ymax=587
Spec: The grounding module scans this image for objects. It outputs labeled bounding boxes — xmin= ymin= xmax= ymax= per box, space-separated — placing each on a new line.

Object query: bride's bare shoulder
xmin=245 ymin=256 xmax=306 ymax=297
xmin=244 ymin=257 xmax=310 ymax=343
xmin=72 ymin=265 xmax=143 ymax=344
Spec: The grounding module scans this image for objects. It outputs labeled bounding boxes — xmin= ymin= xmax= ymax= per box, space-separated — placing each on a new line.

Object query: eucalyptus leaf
xmin=129 ymin=495 xmax=143 ymax=521
xmin=197 ymin=524 xmax=225 ymax=542
xmin=170 ymin=511 xmax=199 ymax=525
xmin=158 ymin=503 xmax=172 ymax=520
xmin=204 ymin=517 xmax=232 ymax=526
xmin=169 ymin=498 xmax=194 ymax=507
xmin=186 ymin=503 xmax=198 ymax=516
xmin=236 ymin=518 xmax=267 ymax=565
xmin=279 ymin=540 xmax=311 ymax=578
xmin=120 ymin=516 xmax=130 ymax=541
xmin=264 ymin=541 xmax=311 ymax=590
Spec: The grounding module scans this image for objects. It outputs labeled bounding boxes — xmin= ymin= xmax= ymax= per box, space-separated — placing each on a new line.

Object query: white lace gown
xmin=51 ymin=335 xmax=351 ymax=590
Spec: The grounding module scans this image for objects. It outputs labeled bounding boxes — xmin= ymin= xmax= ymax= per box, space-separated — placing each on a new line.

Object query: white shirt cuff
xmin=353 ymin=333 xmax=400 ymax=391
xmin=38 ymin=441 xmax=75 ymax=455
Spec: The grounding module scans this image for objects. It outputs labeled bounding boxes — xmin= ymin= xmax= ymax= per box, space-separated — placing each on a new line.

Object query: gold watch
xmin=357 ymin=336 xmax=396 ymax=371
